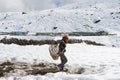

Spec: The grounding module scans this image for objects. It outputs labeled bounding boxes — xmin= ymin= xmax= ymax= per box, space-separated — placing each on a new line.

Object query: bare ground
xmin=0 ymin=61 xmax=84 ymax=77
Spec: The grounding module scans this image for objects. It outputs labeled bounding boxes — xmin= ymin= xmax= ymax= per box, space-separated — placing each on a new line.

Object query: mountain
xmin=0 ymin=0 xmax=120 ymax=34
xmin=61 ymin=0 xmax=120 ymax=9
xmin=0 ymin=0 xmax=80 ymax=12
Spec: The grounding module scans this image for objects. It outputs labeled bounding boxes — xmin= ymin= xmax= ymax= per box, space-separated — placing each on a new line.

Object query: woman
xmin=57 ymin=35 xmax=68 ymax=71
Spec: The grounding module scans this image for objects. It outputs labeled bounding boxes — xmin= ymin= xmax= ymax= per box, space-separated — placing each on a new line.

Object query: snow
xmin=0 ymin=0 xmax=81 ymax=12
xmin=1 ymin=35 xmax=120 ymax=47
xmin=0 ymin=41 xmax=120 ymax=80
xmin=0 ymin=0 xmax=120 ymax=79
xmin=0 ymin=0 xmax=120 ymax=34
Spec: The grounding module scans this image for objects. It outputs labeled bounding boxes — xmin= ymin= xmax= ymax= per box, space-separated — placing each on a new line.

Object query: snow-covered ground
xmin=0 ymin=40 xmax=120 ymax=80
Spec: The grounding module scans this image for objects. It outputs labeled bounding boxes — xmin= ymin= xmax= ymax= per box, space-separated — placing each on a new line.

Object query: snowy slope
xmin=0 ymin=0 xmax=81 ymax=12
xmin=0 ymin=0 xmax=120 ymax=34
xmin=61 ymin=0 xmax=120 ymax=9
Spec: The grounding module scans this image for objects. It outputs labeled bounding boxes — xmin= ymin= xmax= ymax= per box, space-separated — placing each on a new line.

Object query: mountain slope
xmin=61 ymin=0 xmax=120 ymax=9
xmin=0 ymin=0 xmax=120 ymax=34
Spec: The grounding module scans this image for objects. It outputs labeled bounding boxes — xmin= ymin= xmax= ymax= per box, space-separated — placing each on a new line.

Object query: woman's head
xmin=62 ymin=35 xmax=68 ymax=42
